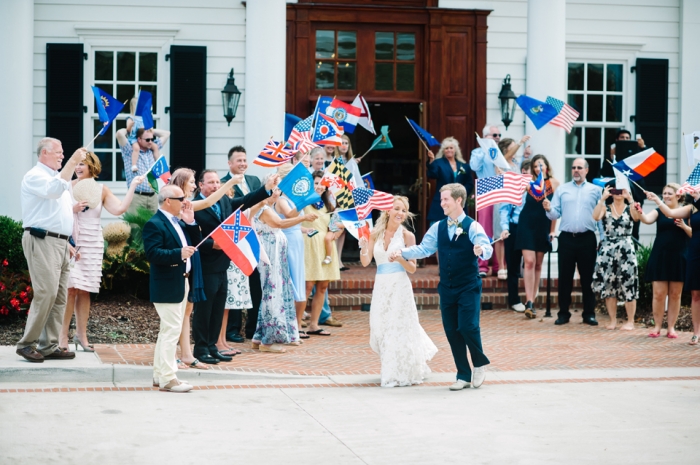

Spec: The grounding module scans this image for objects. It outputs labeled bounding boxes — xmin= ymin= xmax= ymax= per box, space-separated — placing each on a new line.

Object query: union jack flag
xmin=352 ymin=187 xmax=394 ymax=220
xmin=253 ymin=139 xmax=295 ymax=168
xmin=287 ymin=115 xmax=318 ymax=154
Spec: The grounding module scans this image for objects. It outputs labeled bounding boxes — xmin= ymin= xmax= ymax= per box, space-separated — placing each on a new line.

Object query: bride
xmin=359 ymin=196 xmax=438 ymax=387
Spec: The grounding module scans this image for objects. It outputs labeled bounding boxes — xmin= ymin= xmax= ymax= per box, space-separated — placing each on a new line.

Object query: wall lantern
xmin=221 ymin=68 xmax=242 ymax=126
xmin=498 ymin=74 xmax=517 ymax=130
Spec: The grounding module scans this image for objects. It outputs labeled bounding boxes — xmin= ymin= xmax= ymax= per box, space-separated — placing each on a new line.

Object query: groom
xmin=390 ymin=183 xmax=492 ymax=390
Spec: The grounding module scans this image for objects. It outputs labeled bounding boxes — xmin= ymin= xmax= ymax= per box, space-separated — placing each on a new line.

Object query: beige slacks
xmin=17 ymin=232 xmax=71 ymax=354
xmin=126 ymin=192 xmax=158 ymax=216
xmin=153 ymin=281 xmax=189 ymax=387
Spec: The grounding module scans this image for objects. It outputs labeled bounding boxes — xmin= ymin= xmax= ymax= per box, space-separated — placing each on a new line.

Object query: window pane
xmin=139 ymin=52 xmax=158 ymax=82
xmin=564 ymin=157 xmax=573 ymax=183
xmin=93 ymin=83 xmax=114 ymax=113
xmin=94 ymin=152 xmax=113 ymax=182
xmin=117 ymin=52 xmax=135 ymax=81
xmin=586 ymin=157 xmax=601 ymax=181
xmin=315 ymin=62 xmax=334 ymax=89
xmin=566 ymin=126 xmax=582 ymax=155
xmin=117 ymin=84 xmax=136 ymax=113
xmin=584 ymin=127 xmax=601 ymax=155
xmin=337 ymin=31 xmax=356 ymax=59
xmin=95 ymin=51 xmax=113 ymax=81
xmin=375 ymin=63 xmax=393 ymax=90
xmin=604 ymin=127 xmax=618 ymax=159
xmin=115 ymin=119 xmax=127 ymax=181
xmin=375 ymin=32 xmax=394 ymax=60
xmin=397 ymin=33 xmax=415 ymax=61
xmin=568 ymin=63 xmax=584 ymax=91
xmin=587 ymin=94 xmax=603 ymax=121
xmin=396 ymin=63 xmax=414 ymax=91
xmin=568 ymin=94 xmax=583 ymax=116
xmin=587 ymin=63 xmax=603 ymax=91
xmin=338 ymin=62 xmax=356 ymax=90
xmin=140 ymin=84 xmax=158 ymax=114
xmin=606 ymin=95 xmax=622 ymax=122
xmin=315 ymin=30 xmax=335 ymax=59
xmin=606 ymin=64 xmax=623 ymax=92
xmin=93 ymin=120 xmax=113 ymax=150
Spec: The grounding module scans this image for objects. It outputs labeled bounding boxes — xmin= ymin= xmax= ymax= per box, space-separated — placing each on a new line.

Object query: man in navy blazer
xmin=143 ymin=185 xmax=201 ymax=393
xmin=192 ymin=169 xmax=280 ymax=364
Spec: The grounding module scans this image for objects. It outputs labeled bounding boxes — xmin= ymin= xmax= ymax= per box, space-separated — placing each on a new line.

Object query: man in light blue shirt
xmin=543 ymin=157 xmax=601 ymax=326
xmin=391 ymin=183 xmax=492 ymax=391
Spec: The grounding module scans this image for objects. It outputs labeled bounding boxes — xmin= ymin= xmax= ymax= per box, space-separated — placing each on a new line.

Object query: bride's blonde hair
xmin=370 ymin=195 xmax=415 ymax=242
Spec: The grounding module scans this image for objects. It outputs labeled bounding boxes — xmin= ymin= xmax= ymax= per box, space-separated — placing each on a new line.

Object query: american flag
xmin=352 ymin=187 xmax=394 ymax=220
xmin=546 ymin=96 xmax=579 ymax=134
xmin=253 ymin=140 xmax=295 ymax=168
xmin=475 ymin=172 xmax=531 ymax=212
xmin=287 ymin=115 xmax=318 ymax=153
xmin=677 ymin=162 xmax=700 ymax=195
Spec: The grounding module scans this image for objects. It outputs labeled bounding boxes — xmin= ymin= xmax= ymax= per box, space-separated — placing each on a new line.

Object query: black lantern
xmin=221 ymin=68 xmax=242 ymax=126
xmin=498 ymin=74 xmax=517 ymax=130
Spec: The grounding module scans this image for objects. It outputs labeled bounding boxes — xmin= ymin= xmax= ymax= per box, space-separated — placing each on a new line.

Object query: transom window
xmin=315 ymin=30 xmax=357 ymax=90
xmin=92 ymin=50 xmax=159 ymax=182
xmin=564 ymin=62 xmax=625 ymax=180
xmin=374 ymin=32 xmax=415 ymax=92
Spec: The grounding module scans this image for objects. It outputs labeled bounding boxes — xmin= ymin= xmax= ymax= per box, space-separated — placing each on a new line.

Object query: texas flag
xmin=210 ymin=210 xmax=261 ymax=276
xmin=612 ymin=148 xmax=665 ymax=182
xmin=146 ymin=155 xmax=171 ymax=192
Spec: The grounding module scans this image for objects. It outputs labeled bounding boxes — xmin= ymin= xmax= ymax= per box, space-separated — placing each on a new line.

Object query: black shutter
xmin=634 ymin=58 xmax=668 ymax=190
xmin=46 ymin=43 xmax=84 ymax=154
xmin=169 ymin=45 xmax=207 ymax=176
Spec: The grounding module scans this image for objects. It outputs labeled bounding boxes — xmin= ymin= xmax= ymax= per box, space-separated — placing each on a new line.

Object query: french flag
xmin=612 ymin=148 xmax=665 ymax=182
xmin=210 ymin=210 xmax=261 ymax=276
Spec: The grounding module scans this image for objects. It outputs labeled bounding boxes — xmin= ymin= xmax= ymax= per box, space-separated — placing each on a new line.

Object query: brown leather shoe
xmin=43 ymin=348 xmax=76 ymax=360
xmin=16 ymin=346 xmax=44 ymax=363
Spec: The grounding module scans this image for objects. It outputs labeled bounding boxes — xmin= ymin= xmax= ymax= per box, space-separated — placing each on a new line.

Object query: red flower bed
xmin=0 ymin=259 xmax=32 ymax=319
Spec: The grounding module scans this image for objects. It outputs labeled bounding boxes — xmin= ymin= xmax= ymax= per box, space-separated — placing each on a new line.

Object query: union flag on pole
xmin=253 ymin=140 xmax=296 ymax=168
xmin=210 ymin=210 xmax=261 ymax=276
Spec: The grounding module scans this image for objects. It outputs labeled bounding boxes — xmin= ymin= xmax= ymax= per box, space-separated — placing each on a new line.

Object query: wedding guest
xmin=16 ymin=139 xmax=86 ymax=363
xmin=592 ymin=186 xmax=640 ymax=330
xmin=309 ymin=147 xmax=326 ymax=173
xmin=646 ymin=189 xmax=700 ymax=345
xmin=333 ymin=135 xmax=362 ymax=271
xmin=427 ymin=137 xmax=473 ymax=229
xmin=515 ymin=155 xmax=558 ymax=319
xmin=303 ymin=171 xmax=341 ymax=336
xmin=636 ymin=183 xmax=690 ymax=338
xmin=59 ymin=153 xmax=145 ymax=351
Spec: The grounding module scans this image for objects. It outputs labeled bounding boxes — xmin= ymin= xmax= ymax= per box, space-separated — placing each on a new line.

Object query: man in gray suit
xmin=220 ymin=146 xmax=262 ymax=342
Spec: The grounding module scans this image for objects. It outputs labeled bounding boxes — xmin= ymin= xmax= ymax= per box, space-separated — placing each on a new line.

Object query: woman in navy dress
xmin=426 ymin=137 xmax=473 ymax=225
xmin=637 ymin=183 xmax=690 ymax=338
xmin=647 ymin=189 xmax=700 ymax=345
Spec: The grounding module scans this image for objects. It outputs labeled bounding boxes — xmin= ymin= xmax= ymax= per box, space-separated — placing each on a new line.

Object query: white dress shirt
xmin=21 ymin=162 xmax=74 ymax=236
xmin=158 ymin=209 xmax=192 ymax=273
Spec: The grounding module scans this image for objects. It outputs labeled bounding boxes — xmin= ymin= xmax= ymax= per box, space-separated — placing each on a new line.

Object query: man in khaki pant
xmin=17 ymin=138 xmax=86 ymax=362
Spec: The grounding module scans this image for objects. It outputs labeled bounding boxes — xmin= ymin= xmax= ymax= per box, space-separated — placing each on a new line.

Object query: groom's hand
xmin=473 ymin=245 xmax=483 ymax=256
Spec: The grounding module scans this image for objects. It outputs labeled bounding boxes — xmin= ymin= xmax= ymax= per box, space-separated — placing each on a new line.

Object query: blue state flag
xmin=515 ymin=95 xmax=558 ymax=130
xmin=135 ymin=90 xmax=154 ymax=130
xmin=285 ymin=113 xmax=302 ymax=141
xmin=361 ymin=173 xmax=374 ymax=190
xmin=91 ymin=87 xmax=124 ymax=135
xmin=592 ymin=177 xmax=615 ymax=189
xmin=312 ymin=96 xmax=334 ymax=129
xmin=406 ymin=118 xmax=440 ymax=147
xmin=336 ymin=208 xmax=359 ymax=222
xmin=278 ymin=162 xmax=322 ymax=211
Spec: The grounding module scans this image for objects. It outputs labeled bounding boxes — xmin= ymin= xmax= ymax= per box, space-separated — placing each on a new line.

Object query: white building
xmin=2 ymin=0 xmax=698 ymax=247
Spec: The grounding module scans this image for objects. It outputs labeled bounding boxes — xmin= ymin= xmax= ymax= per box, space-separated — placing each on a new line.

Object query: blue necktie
xmin=211 ymin=202 xmax=221 ymax=220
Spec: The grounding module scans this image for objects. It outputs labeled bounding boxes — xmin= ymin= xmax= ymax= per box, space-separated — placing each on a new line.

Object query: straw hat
xmin=72 ymin=178 xmax=103 ymax=209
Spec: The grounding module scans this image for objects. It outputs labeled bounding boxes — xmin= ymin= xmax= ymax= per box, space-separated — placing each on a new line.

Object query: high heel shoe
xmin=73 ymin=333 xmax=95 ymax=352
xmin=524 ymin=301 xmax=536 ymax=320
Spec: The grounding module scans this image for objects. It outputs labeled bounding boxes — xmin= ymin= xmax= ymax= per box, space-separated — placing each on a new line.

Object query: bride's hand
xmin=358 ymin=238 xmax=368 ymax=249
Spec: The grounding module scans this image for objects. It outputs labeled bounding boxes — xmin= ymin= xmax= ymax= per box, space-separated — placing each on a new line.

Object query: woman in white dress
xmin=359 ymin=196 xmax=438 ymax=387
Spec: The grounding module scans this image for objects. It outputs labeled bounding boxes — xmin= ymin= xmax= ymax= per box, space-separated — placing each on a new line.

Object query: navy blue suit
xmin=426 ymin=157 xmax=473 ymax=223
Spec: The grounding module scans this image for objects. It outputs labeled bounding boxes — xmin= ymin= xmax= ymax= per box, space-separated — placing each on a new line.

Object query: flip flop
xmin=306 ymin=329 xmax=331 ymax=336
xmin=219 ymin=349 xmax=239 ymax=356
xmin=176 ymin=359 xmax=188 ymax=369
xmin=299 ymin=331 xmax=310 ymax=339
xmin=188 ymin=359 xmax=209 ymax=370
xmin=667 ymin=333 xmax=678 ymax=339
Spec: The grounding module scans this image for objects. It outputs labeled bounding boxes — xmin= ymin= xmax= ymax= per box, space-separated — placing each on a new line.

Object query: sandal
xmin=260 ymin=344 xmax=286 ymax=353
xmin=648 ymin=332 xmax=660 ymax=338
xmin=219 ymin=349 xmax=240 ymax=356
xmin=188 ymin=359 xmax=209 ymax=370
xmin=690 ymin=335 xmax=699 ymax=346
xmin=176 ymin=359 xmax=188 ymax=369
xmin=299 ymin=331 xmax=310 ymax=339
xmin=667 ymin=333 xmax=678 ymax=339
xmin=306 ymin=329 xmax=331 ymax=336
xmin=251 ymin=341 xmax=261 ymax=350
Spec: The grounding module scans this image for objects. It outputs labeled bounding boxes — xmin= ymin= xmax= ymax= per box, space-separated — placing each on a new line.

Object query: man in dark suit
xmin=221 ymin=145 xmax=263 ymax=342
xmin=142 ymin=185 xmax=200 ymax=393
xmin=193 ymin=169 xmax=279 ymax=364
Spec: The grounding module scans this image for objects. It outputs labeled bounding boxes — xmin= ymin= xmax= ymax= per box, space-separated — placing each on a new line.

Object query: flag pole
xmin=359 ymin=138 xmax=382 ymax=159
xmin=84 ymin=131 xmax=102 ymax=149
xmin=604 ymin=159 xmax=647 ymax=193
xmin=194 ymin=205 xmax=243 ymax=250
xmin=405 ymin=116 xmax=431 ymax=152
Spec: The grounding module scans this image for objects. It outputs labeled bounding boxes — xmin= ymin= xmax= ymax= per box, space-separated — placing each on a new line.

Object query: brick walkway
xmin=95 ymin=309 xmax=700 ymax=376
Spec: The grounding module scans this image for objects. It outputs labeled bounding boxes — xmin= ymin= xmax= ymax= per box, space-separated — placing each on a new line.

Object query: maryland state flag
xmin=321 ymin=159 xmax=355 ymax=209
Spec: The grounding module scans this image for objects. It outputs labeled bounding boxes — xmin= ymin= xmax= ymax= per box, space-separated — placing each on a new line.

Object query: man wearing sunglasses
xmin=117 ymin=126 xmax=171 ymax=215
xmin=543 ymin=157 xmax=602 ymax=326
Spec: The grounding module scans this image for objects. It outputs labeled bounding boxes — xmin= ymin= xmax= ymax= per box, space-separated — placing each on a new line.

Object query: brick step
xmin=327 ymin=292 xmax=583 ymax=312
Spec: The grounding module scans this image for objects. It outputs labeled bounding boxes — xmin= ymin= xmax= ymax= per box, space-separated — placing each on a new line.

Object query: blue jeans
xmin=310 ymin=285 xmax=331 ymax=323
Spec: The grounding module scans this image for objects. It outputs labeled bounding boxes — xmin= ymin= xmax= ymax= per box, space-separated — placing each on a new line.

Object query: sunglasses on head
xmin=167 ymin=196 xmax=185 ymax=202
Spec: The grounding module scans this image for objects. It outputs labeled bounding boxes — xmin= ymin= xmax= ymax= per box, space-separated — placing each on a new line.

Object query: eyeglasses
xmin=167 ymin=196 xmax=185 ymax=202
xmin=490 ymin=133 xmax=502 ymax=138
xmin=571 ymin=166 xmax=585 ymax=170
xmin=143 ymin=138 xmax=155 ymax=142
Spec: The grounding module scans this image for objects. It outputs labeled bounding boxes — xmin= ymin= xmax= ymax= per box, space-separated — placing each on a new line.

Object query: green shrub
xmin=0 ymin=216 xmax=27 ymax=273
xmin=122 ymin=207 xmax=155 ymax=253
xmin=636 ymin=244 xmax=653 ymax=314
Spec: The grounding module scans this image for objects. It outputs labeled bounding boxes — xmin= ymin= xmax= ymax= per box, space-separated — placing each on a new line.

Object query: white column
xmin=679 ymin=0 xmax=700 ymax=182
xmin=0 ymin=0 xmax=34 ymax=221
xmin=244 ymin=0 xmax=287 ymax=179
xmin=525 ymin=0 xmax=566 ymax=182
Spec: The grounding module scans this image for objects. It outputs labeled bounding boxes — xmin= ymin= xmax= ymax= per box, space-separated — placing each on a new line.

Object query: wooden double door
xmin=286 ymin=1 xmax=489 ymax=240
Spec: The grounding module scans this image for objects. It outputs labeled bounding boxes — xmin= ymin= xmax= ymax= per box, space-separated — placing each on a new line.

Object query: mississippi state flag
xmin=146 ymin=155 xmax=171 ymax=192
xmin=612 ymin=148 xmax=665 ymax=182
xmin=312 ymin=113 xmax=344 ymax=146
xmin=211 ymin=210 xmax=261 ymax=276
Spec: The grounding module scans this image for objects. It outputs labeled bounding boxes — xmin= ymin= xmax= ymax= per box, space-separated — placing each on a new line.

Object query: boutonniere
xmin=455 ymin=226 xmax=465 ymax=236
xmin=457 ymin=166 xmax=467 ymax=175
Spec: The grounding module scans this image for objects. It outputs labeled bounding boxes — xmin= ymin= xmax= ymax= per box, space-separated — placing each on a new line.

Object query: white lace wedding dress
xmin=369 ymin=226 xmax=438 ymax=387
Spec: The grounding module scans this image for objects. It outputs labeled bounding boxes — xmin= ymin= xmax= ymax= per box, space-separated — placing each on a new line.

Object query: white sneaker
xmin=472 ymin=366 xmax=486 ymax=388
xmin=511 ymin=303 xmax=526 ymax=312
xmin=160 ymin=379 xmax=192 ymax=393
xmin=449 ymin=379 xmax=471 ymax=391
